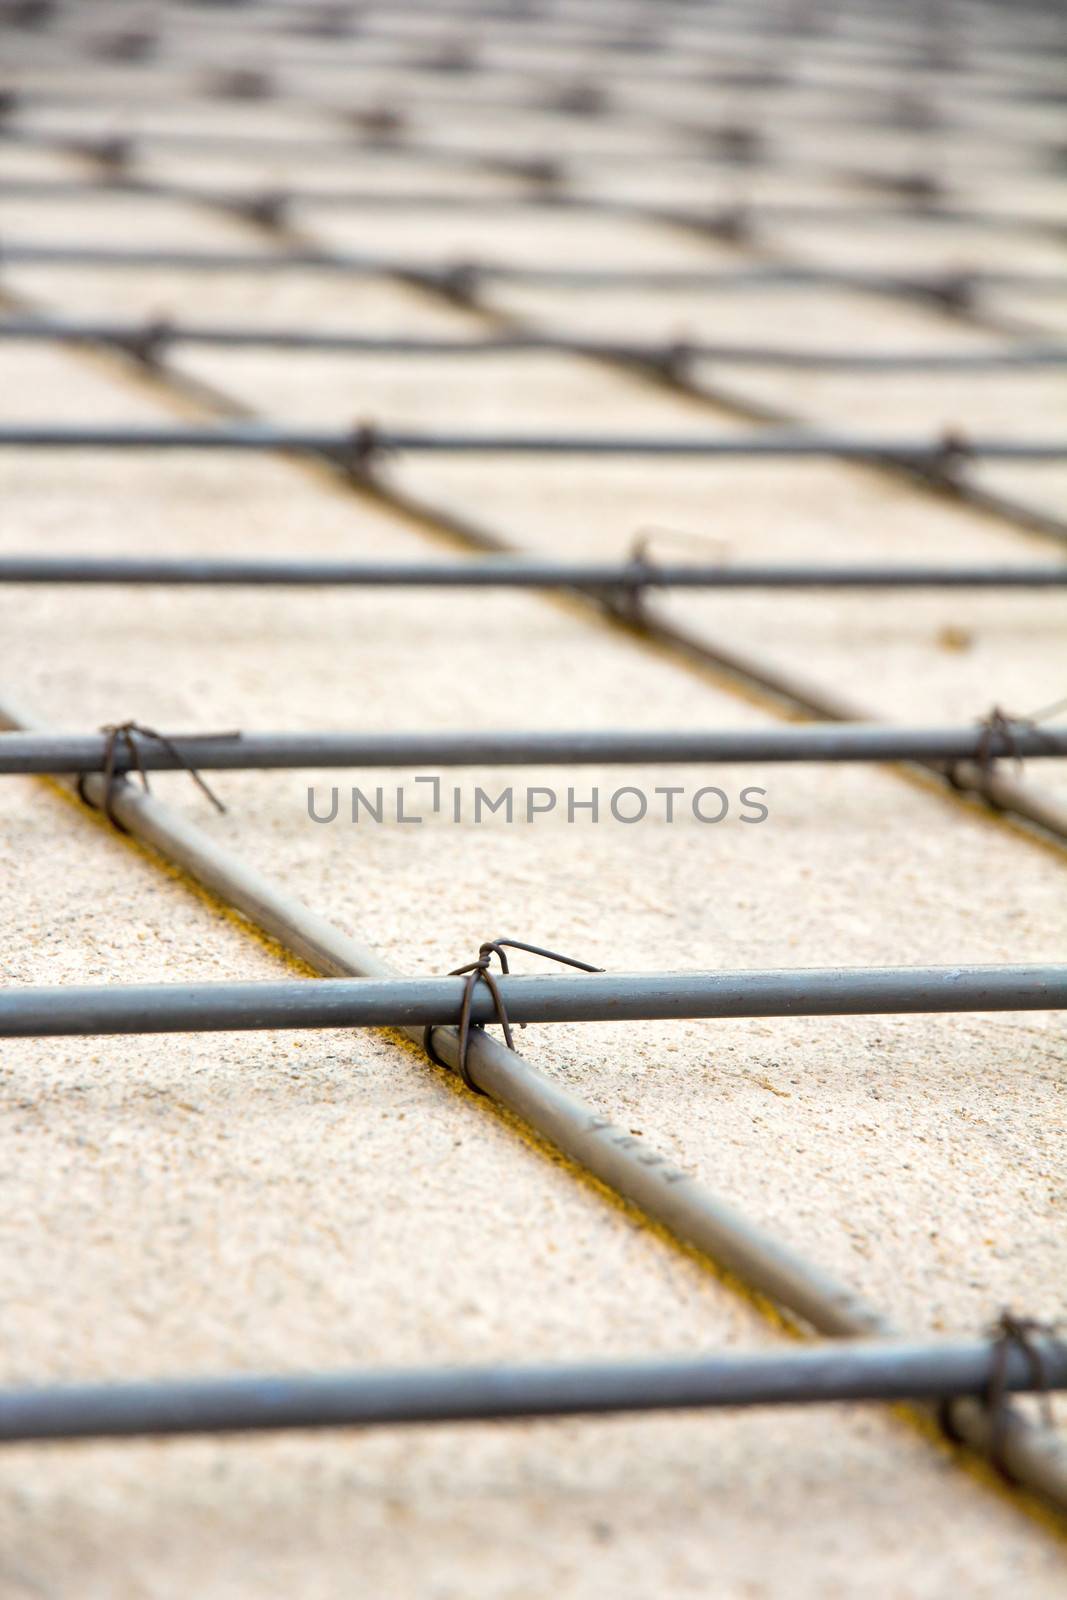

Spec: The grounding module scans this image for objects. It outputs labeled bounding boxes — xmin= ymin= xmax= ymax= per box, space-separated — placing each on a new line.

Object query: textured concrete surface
xmin=1 ymin=6 xmax=1065 ymax=1597
xmin=479 ymin=279 xmax=1001 ymax=350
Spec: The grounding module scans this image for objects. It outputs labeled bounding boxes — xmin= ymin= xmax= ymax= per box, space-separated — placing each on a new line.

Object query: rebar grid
xmin=4 ymin=63 xmax=1066 ymax=549
xmin=4 ymin=693 xmax=1066 ymax=1508
xmin=2 ymin=0 xmax=1067 ymax=1537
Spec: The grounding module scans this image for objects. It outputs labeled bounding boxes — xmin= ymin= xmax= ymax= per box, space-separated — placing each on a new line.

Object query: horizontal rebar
xmin=0 ymin=422 xmax=1059 ymax=463
xmin=0 ymin=556 xmax=1063 ymax=589
xmin=10 ymin=27 xmax=1061 ymax=157
xmin=2 ymin=725 xmax=1065 ymax=774
xmin=3 ymin=316 xmax=1066 ymax=371
xmin=1 ymin=242 xmax=1063 ymax=297
xmin=4 ymin=175 xmax=1064 ymax=243
xmin=3 ymin=965 xmax=1064 ymax=1038
xmin=4 ymin=109 xmax=1056 ymax=186
xmin=3 ymin=1336 xmax=1065 ymax=1443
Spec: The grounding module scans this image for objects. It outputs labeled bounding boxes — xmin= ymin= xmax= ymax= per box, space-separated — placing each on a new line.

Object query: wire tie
xmin=700 ymin=205 xmax=751 ymax=244
xmin=941 ymin=1311 xmax=1064 ymax=1482
xmin=928 ymin=426 xmax=972 ymax=480
xmin=548 ymin=82 xmax=607 ymax=117
xmin=93 ymin=28 xmax=155 ymax=63
xmin=496 ymin=155 xmax=564 ymax=187
xmin=212 ymin=68 xmax=274 ymax=102
xmin=71 ymin=135 xmax=132 ymax=173
xmin=424 ymin=938 xmax=603 ymax=1093
xmin=655 ymin=339 xmax=693 ymax=385
xmin=420 ymin=41 xmax=478 ymax=74
xmin=926 ymin=271 xmax=973 ymax=312
xmin=76 ymin=721 xmax=237 ymax=831
xmin=884 ymin=170 xmax=942 ymax=204
xmin=621 ymin=525 xmax=731 ymax=618
xmin=336 ymin=421 xmax=392 ymax=480
xmin=985 ymin=1311 xmax=1061 ymax=1479
xmin=715 ymin=123 xmax=762 ymax=163
xmin=239 ymin=190 xmax=289 ymax=232
xmin=349 ymin=106 xmax=407 ymax=141
xmin=946 ymin=694 xmax=1067 ymax=794
xmin=122 ymin=315 xmax=174 ymax=368
xmin=434 ymin=260 xmax=482 ymax=306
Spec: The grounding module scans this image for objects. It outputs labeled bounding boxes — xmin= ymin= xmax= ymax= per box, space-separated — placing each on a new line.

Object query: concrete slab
xmin=1 ymin=5 xmax=1065 ymax=1595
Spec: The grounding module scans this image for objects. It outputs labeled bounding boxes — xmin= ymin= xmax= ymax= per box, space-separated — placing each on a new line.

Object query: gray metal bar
xmin=0 ymin=112 xmax=1053 ymax=184
xmin=4 ymin=316 xmax=1067 ymax=371
xmin=1 ymin=725 xmax=1065 ymax=774
xmin=0 ymin=556 xmax=1063 ymax=589
xmin=1 ymin=243 xmax=1062 ymax=296
xmin=2 ymin=1336 xmax=1065 ymax=1442
xmin=3 ymin=702 xmax=1063 ymax=1506
xmin=0 ymin=423 xmax=1059 ymax=462
xmin=4 ymin=965 xmax=1065 ymax=1037
xmin=24 ymin=320 xmax=1067 ymax=372
xmin=3 ymin=176 xmax=1064 ymax=241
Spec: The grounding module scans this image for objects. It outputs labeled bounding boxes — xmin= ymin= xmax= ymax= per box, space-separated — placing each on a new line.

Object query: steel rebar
xmin=2 ymin=725 xmax=1065 ymax=775
xmin=4 ymin=316 xmax=1067 ymax=371
xmin=0 ymin=556 xmax=1063 ymax=589
xmin=4 ymin=964 xmax=1065 ymax=1038
xmin=3 ymin=696 xmax=1064 ymax=1507
xmin=0 ymin=422 xmax=1059 ymax=463
xmin=2 ymin=1335 xmax=1065 ymax=1443
xmin=4 ymin=175 xmax=1065 ymax=243
xmin=1 ymin=243 xmax=1062 ymax=298
xmin=6 ymin=0 xmax=1067 ymax=1521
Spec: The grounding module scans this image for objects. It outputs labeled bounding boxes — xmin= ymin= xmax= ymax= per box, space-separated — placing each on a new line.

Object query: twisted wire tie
xmin=76 ymin=720 xmax=236 ymax=831
xmin=423 ymin=937 xmax=602 ymax=1093
xmin=941 ymin=1310 xmax=1064 ymax=1483
xmin=946 ymin=692 xmax=1067 ymax=795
